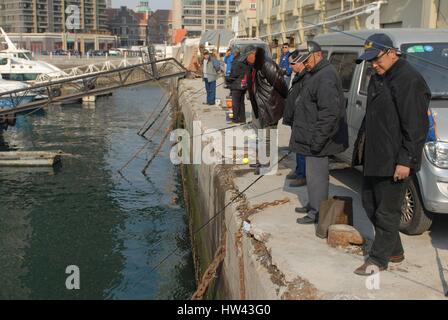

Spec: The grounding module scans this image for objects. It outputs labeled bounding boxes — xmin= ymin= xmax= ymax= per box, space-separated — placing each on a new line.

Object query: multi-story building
xmin=106 ymin=6 xmax=150 ymax=47
xmin=256 ymin=0 xmax=448 ymax=46
xmin=0 ymin=0 xmax=108 ymax=34
xmin=175 ymin=0 xmax=239 ymax=38
xmin=0 ymin=0 xmax=114 ymax=52
xmin=147 ymin=10 xmax=173 ymax=44
xmin=228 ymin=0 xmax=257 ymax=37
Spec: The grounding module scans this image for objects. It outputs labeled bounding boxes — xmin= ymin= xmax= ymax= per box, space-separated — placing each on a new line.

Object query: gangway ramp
xmin=0 ymin=57 xmax=187 ymax=124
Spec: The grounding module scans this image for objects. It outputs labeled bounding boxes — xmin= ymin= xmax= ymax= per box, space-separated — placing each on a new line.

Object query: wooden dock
xmin=0 ymin=151 xmax=62 ymax=167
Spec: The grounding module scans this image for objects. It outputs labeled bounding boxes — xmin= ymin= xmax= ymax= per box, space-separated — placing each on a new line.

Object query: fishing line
xmin=147 ymin=151 xmax=291 ymax=274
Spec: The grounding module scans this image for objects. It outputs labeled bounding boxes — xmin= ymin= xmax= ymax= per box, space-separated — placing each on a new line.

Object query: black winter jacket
xmin=289 ymin=59 xmax=348 ymax=157
xmin=228 ymin=58 xmax=250 ymax=91
xmin=283 ymin=71 xmax=310 ymax=127
xmin=248 ymin=47 xmax=288 ymax=127
xmin=352 ymin=59 xmax=431 ymax=176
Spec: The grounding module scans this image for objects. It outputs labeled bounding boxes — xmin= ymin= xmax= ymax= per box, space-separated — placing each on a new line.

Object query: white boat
xmin=0 ymin=79 xmax=37 ymax=130
xmin=0 ymin=27 xmax=66 ymax=82
xmin=0 ymin=79 xmax=35 ymax=108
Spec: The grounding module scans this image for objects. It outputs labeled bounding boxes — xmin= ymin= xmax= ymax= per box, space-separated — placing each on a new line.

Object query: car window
xmin=329 ymin=52 xmax=358 ymax=92
xmin=359 ymin=62 xmax=373 ymax=96
xmin=234 ymin=43 xmax=271 ymax=58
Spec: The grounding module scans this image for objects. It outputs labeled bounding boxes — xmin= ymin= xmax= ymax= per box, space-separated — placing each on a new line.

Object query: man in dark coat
xmin=228 ymin=49 xmax=249 ymax=123
xmin=353 ymin=34 xmax=430 ymax=276
xmin=244 ymin=45 xmax=288 ymax=174
xmin=283 ymin=49 xmax=310 ymax=188
xmin=291 ymin=41 xmax=349 ymax=224
xmin=245 ymin=45 xmax=288 ymax=129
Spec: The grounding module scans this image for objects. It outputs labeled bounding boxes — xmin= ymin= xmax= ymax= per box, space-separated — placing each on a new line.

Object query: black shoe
xmin=295 ymin=207 xmax=309 ymax=214
xmin=250 ymin=163 xmax=261 ymax=168
xmin=296 ymin=215 xmax=317 ymax=225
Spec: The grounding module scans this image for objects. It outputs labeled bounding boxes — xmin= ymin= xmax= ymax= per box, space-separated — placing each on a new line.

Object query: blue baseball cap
xmin=356 ymin=33 xmax=395 ymax=64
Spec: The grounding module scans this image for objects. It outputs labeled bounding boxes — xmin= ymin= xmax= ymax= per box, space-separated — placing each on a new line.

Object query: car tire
xmin=400 ymin=178 xmax=433 ymax=235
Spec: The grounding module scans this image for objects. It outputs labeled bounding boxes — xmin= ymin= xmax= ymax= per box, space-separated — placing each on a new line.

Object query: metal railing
xmin=0 ymin=57 xmax=187 ymax=123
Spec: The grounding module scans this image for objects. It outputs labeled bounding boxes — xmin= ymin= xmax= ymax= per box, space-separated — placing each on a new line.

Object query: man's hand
xmin=394 ymin=165 xmax=411 ymax=182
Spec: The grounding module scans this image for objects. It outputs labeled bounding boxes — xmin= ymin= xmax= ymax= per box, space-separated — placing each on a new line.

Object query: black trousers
xmin=231 ymin=89 xmax=246 ymax=122
xmin=362 ymin=176 xmax=409 ymax=268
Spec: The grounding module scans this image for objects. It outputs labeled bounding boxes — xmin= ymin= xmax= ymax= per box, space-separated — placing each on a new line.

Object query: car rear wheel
xmin=400 ymin=178 xmax=433 ymax=235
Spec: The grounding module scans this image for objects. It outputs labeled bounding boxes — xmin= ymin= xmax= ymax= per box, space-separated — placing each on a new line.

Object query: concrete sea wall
xmin=172 ymin=77 xmax=448 ymax=300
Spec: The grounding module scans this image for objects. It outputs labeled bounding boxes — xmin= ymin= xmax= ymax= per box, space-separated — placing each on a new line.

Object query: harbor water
xmin=0 ymin=84 xmax=195 ymax=299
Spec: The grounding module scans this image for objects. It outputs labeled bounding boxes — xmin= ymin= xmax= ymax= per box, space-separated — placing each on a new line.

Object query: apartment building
xmin=147 ymin=10 xmax=173 ymax=44
xmin=173 ymin=0 xmax=239 ymax=38
xmin=106 ymin=6 xmax=151 ymax=47
xmin=0 ymin=0 xmax=108 ymax=34
xmin=256 ymin=0 xmax=448 ymax=46
xmin=0 ymin=0 xmax=114 ymax=52
xmin=229 ymin=0 xmax=257 ymax=37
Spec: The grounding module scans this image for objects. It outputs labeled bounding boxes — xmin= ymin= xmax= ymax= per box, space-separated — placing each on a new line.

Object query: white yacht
xmin=0 ymin=78 xmax=37 ymax=131
xmin=0 ymin=28 xmax=65 ymax=82
xmin=0 ymin=79 xmax=36 ymax=109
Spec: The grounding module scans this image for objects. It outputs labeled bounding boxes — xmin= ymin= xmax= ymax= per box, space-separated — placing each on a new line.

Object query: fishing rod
xmin=138 ymin=93 xmax=173 ymax=138
xmin=136 ymin=89 xmax=168 ymax=136
xmin=141 ymin=123 xmax=173 ymax=175
xmin=170 ymin=121 xmax=253 ymax=150
xmin=118 ymin=74 xmax=229 ymax=175
xmin=185 ymin=79 xmax=226 ymax=102
xmin=306 ymin=20 xmax=448 ymax=73
xmin=136 ymin=80 xmax=171 ymax=136
xmin=118 ymin=109 xmax=172 ymax=174
xmin=148 ymin=151 xmax=292 ymax=274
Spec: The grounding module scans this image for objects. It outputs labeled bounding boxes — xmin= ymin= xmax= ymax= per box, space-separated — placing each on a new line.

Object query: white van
xmin=314 ymin=29 xmax=448 ymax=235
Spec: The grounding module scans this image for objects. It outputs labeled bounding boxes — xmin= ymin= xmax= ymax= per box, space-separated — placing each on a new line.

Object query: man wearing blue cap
xmin=353 ymin=33 xmax=431 ymax=276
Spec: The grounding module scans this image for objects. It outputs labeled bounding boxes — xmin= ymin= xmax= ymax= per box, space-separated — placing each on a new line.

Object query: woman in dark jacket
xmin=228 ymin=50 xmax=249 ymax=123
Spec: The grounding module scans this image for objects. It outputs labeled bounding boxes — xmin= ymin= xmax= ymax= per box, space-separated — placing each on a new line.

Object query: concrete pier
xmin=175 ymin=77 xmax=448 ymax=300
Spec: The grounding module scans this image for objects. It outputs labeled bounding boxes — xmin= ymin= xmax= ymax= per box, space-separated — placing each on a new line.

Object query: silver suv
xmin=314 ymin=29 xmax=448 ymax=235
xmin=227 ymin=38 xmax=272 ymax=58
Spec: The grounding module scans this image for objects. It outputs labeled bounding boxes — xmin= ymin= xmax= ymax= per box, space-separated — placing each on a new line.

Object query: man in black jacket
xmin=245 ymin=45 xmax=288 ymax=174
xmin=353 ymin=34 xmax=430 ymax=276
xmin=283 ymin=50 xmax=310 ymax=188
xmin=292 ymin=41 xmax=349 ymax=225
xmin=245 ymin=45 xmax=288 ymax=128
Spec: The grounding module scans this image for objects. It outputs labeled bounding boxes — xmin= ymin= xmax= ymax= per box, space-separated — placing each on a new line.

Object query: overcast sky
xmin=113 ymin=0 xmax=172 ymax=10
